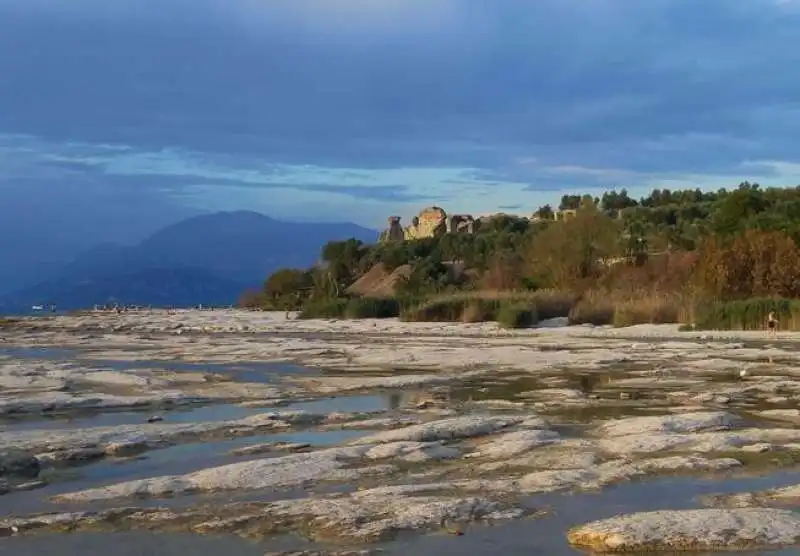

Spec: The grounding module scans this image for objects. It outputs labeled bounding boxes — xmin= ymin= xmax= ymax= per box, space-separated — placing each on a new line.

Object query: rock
xmin=230 ymin=442 xmax=312 ymax=457
xmin=598 ymin=427 xmax=800 ymax=456
xmin=703 ymin=483 xmax=800 ymax=508
xmin=11 ymin=488 xmax=533 ymax=543
xmin=567 ymin=509 xmax=800 ymax=552
xmin=741 ymin=443 xmax=772 ymax=453
xmin=0 ymin=452 xmax=40 ymax=478
xmin=364 ymin=441 xmax=460 ymax=463
xmin=350 ymin=415 xmax=521 ymax=445
xmin=35 ymin=448 xmax=105 ymax=465
xmin=468 ymin=429 xmax=560 ymax=459
xmin=595 ymin=411 xmax=741 ymax=438
xmin=13 ymin=480 xmax=46 ymax=492
xmin=760 ymin=409 xmax=800 ymax=422
xmin=3 ymin=411 xmax=324 ymax=463
xmin=104 ymin=440 xmax=150 ymax=457
xmin=52 ymin=445 xmax=383 ymax=502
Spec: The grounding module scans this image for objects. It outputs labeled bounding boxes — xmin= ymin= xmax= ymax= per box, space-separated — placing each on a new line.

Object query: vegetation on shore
xmin=241 ymin=183 xmax=800 ymax=330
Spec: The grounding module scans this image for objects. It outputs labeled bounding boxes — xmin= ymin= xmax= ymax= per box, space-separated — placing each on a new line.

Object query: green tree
xmin=528 ymin=203 xmax=621 ymax=288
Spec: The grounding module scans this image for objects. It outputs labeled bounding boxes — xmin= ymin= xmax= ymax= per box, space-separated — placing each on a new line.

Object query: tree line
xmin=241 ymin=182 xmax=800 ymax=329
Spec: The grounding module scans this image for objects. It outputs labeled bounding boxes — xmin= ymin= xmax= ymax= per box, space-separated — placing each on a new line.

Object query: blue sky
xmin=2 ymin=0 xmax=800 ymax=235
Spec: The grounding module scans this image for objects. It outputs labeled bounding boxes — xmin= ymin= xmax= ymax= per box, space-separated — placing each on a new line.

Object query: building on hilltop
xmin=379 ymin=206 xmax=479 ymax=242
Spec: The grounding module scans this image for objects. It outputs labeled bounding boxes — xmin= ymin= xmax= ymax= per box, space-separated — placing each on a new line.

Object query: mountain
xmin=0 ymin=211 xmax=378 ymax=311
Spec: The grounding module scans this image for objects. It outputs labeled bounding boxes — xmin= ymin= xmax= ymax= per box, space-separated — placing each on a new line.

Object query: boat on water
xmin=31 ymin=305 xmax=44 ymax=311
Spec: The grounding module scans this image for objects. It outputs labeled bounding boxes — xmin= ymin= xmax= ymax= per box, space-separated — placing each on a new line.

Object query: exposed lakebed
xmin=5 ymin=311 xmax=800 ymax=554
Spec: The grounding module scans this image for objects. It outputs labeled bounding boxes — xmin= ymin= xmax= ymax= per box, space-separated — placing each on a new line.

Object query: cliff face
xmin=380 ymin=207 xmax=478 ymax=242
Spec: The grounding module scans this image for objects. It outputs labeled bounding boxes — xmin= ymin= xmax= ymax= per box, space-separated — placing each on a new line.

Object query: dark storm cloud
xmin=1 ymin=0 xmax=799 ymax=177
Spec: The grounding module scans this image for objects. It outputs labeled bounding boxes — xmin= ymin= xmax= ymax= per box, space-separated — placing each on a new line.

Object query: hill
xmin=0 ymin=211 xmax=377 ymax=310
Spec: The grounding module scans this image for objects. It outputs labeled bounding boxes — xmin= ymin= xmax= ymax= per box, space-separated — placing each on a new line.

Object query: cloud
xmin=2 ymin=0 xmax=800 ymax=229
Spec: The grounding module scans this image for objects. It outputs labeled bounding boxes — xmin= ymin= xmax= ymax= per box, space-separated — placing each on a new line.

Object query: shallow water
xmin=2 ymin=391 xmax=397 ymax=432
xmin=389 ymin=471 xmax=800 ymax=556
xmin=0 ymin=345 xmax=316 ymax=384
xmin=8 ymin=328 xmax=800 ymax=554
xmin=7 ymin=472 xmax=800 ymax=555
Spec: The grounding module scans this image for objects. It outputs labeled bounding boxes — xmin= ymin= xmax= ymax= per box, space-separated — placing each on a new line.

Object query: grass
xmin=298 ymin=296 xmax=419 ymax=320
xmin=568 ymin=291 xmax=683 ymax=327
xmin=496 ymin=303 xmax=538 ymax=329
xmin=400 ymin=290 xmax=576 ymax=328
xmin=296 ymin=288 xmax=689 ymax=330
xmin=691 ymin=297 xmax=800 ymax=331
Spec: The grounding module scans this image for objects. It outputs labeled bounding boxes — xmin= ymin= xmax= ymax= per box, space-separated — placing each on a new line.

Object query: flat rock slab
xmin=567 ymin=509 xmax=800 ymax=552
xmin=350 ymin=415 xmax=522 ymax=445
xmin=595 ymin=411 xmax=742 ymax=438
xmin=703 ymin=483 xmax=800 ymax=509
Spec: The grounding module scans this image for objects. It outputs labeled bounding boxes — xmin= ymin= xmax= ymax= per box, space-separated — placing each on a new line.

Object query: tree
xmin=528 ymin=203 xmax=621 ymax=289
xmin=321 ymin=239 xmax=367 ymax=283
xmin=711 ymin=182 xmax=766 ymax=238
xmin=263 ymin=268 xmax=313 ymax=309
xmin=559 ymin=195 xmax=582 ymax=211
xmin=534 ymin=204 xmax=554 ymax=220
xmin=694 ymin=230 xmax=800 ymax=299
xmin=601 ymin=189 xmax=637 ymax=211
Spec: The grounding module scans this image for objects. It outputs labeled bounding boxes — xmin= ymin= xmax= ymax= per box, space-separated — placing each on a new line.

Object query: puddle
xmin=85 ymin=358 xmax=315 ymax=384
xmin=79 ymin=427 xmax=368 ymax=485
xmin=288 ymin=393 xmax=406 ymax=414
xmin=450 ymin=376 xmax=543 ymax=403
xmin=541 ymin=404 xmax=658 ymax=423
xmin=0 ymin=346 xmax=75 ymax=360
xmin=0 ymin=425 xmax=372 ymax=517
xmin=2 ymin=391 xmax=403 ymax=433
xmin=0 ymin=402 xmax=263 ymax=432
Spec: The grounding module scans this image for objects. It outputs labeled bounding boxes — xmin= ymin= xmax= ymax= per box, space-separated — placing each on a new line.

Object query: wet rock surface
xmin=567 ymin=508 xmax=800 ymax=552
xmin=5 ymin=311 xmax=800 ymax=554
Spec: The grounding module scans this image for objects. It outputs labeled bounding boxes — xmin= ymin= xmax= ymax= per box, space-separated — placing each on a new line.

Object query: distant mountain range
xmin=0 ymin=211 xmax=377 ymax=311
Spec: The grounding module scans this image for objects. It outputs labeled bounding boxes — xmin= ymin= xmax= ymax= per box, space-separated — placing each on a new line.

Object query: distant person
xmin=767 ymin=312 xmax=778 ymax=338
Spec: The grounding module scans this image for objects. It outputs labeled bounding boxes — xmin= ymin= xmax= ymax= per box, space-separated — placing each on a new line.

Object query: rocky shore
xmin=4 ymin=310 xmax=800 ymax=553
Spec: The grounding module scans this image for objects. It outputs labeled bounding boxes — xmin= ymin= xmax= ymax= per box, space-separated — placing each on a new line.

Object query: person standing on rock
xmin=767 ymin=311 xmax=778 ymax=338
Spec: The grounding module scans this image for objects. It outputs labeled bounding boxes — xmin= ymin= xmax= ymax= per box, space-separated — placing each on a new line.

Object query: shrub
xmin=461 ymin=302 xmax=494 ymax=323
xmin=298 ymin=299 xmax=349 ymax=319
xmin=402 ymin=296 xmax=492 ymax=322
xmin=567 ymin=291 xmax=682 ymax=327
xmin=612 ymin=295 xmax=680 ymax=328
xmin=496 ymin=302 xmax=538 ymax=328
xmin=535 ymin=290 xmax=579 ymax=320
xmin=401 ymin=290 xmax=575 ymax=323
xmin=344 ymin=298 xmax=401 ymax=319
xmin=568 ymin=298 xmax=615 ymax=326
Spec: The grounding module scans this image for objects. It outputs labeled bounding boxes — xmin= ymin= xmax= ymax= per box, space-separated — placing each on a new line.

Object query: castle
xmin=378 ymin=206 xmax=599 ymax=243
xmin=379 ymin=207 xmax=478 ymax=242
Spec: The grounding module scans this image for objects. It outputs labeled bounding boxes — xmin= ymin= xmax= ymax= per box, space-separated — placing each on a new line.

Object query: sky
xmin=2 ymin=0 xmax=800 ymax=241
